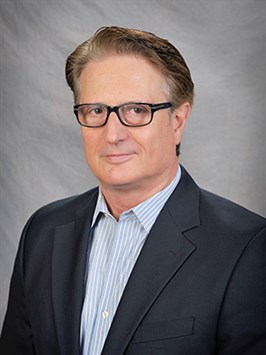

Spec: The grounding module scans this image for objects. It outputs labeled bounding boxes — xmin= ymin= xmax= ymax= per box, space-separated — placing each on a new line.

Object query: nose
xmin=103 ymin=111 xmax=129 ymax=144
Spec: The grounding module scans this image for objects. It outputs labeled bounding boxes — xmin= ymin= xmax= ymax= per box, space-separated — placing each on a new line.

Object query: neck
xmin=100 ymin=166 xmax=179 ymax=220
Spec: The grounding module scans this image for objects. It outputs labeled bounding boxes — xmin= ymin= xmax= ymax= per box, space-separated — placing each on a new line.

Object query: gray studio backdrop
xmin=0 ymin=0 xmax=265 ymax=330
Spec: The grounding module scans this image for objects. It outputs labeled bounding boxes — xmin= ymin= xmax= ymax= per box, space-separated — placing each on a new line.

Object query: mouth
xmin=103 ymin=153 xmax=135 ymax=164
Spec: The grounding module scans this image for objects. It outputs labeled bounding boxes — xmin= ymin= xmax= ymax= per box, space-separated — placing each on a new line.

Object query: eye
xmin=126 ymin=104 xmax=149 ymax=116
xmin=88 ymin=106 xmax=105 ymax=116
xmin=78 ymin=104 xmax=106 ymax=122
xmin=78 ymin=105 xmax=106 ymax=119
xmin=132 ymin=106 xmax=145 ymax=114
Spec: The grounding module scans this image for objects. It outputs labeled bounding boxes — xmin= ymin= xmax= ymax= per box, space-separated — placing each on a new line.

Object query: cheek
xmin=81 ymin=130 xmax=95 ymax=161
xmin=134 ymin=130 xmax=167 ymax=160
xmin=149 ymin=122 xmax=175 ymax=148
xmin=81 ymin=129 xmax=96 ymax=148
xmin=130 ymin=130 xmax=153 ymax=155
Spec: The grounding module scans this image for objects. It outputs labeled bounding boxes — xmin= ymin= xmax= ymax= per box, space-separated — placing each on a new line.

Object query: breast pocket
xmin=132 ymin=317 xmax=195 ymax=344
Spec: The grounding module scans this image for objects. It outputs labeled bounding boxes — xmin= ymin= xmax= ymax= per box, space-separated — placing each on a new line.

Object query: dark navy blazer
xmin=1 ymin=167 xmax=266 ymax=354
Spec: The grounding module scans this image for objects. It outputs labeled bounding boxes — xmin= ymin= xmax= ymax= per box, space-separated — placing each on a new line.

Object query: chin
xmin=100 ymin=175 xmax=141 ymax=190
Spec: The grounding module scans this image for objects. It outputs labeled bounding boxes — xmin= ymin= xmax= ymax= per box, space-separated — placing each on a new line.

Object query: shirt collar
xmin=92 ymin=165 xmax=181 ymax=232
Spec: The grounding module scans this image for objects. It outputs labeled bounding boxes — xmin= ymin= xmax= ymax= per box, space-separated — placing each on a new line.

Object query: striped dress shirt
xmin=80 ymin=166 xmax=181 ymax=355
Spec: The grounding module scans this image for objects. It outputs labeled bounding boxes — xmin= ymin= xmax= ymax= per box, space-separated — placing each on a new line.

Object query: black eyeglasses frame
xmin=73 ymin=102 xmax=173 ymax=128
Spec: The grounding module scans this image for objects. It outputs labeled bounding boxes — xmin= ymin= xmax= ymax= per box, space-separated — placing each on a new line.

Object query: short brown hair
xmin=65 ymin=26 xmax=194 ymax=155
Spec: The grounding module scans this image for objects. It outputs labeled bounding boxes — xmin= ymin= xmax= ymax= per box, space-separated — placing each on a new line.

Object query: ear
xmin=171 ymin=102 xmax=191 ymax=144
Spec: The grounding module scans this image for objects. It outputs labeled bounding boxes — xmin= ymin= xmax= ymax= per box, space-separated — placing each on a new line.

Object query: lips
xmin=102 ymin=152 xmax=135 ymax=164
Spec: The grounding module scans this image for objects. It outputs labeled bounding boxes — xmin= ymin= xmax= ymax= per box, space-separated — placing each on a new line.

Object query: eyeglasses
xmin=73 ymin=102 xmax=173 ymax=128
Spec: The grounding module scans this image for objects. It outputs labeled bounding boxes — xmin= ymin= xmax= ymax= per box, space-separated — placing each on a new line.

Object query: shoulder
xmin=25 ymin=187 xmax=99 ymax=230
xmin=199 ymin=188 xmax=266 ymax=232
xmin=195 ymin=187 xmax=266 ymax=258
xmin=175 ymin=166 xmax=266 ymax=241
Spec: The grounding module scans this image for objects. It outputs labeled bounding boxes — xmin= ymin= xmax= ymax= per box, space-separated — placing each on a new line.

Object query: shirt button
xmin=102 ymin=310 xmax=109 ymax=319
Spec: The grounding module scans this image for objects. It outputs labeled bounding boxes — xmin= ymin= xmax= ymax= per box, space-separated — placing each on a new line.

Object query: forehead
xmin=79 ymin=55 xmax=168 ymax=104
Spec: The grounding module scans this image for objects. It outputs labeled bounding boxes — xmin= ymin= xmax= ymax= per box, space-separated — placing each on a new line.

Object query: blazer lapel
xmin=51 ymin=191 xmax=98 ymax=355
xmin=102 ymin=167 xmax=201 ymax=355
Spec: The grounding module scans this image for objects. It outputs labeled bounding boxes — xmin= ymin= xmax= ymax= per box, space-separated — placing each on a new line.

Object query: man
xmin=0 ymin=26 xmax=265 ymax=355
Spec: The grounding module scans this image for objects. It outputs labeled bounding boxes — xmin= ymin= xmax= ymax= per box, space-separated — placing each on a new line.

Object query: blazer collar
xmin=166 ymin=165 xmax=201 ymax=232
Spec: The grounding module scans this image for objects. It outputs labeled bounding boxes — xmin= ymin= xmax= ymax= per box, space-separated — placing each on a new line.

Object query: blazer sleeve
xmin=0 ymin=212 xmax=38 ymax=355
xmin=217 ymin=226 xmax=266 ymax=355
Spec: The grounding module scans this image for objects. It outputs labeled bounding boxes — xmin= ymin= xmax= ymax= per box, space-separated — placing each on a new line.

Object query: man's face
xmin=79 ymin=55 xmax=189 ymax=196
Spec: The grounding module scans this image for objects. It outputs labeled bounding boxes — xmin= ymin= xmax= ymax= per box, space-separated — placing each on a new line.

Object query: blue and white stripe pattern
xmin=80 ymin=166 xmax=181 ymax=355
